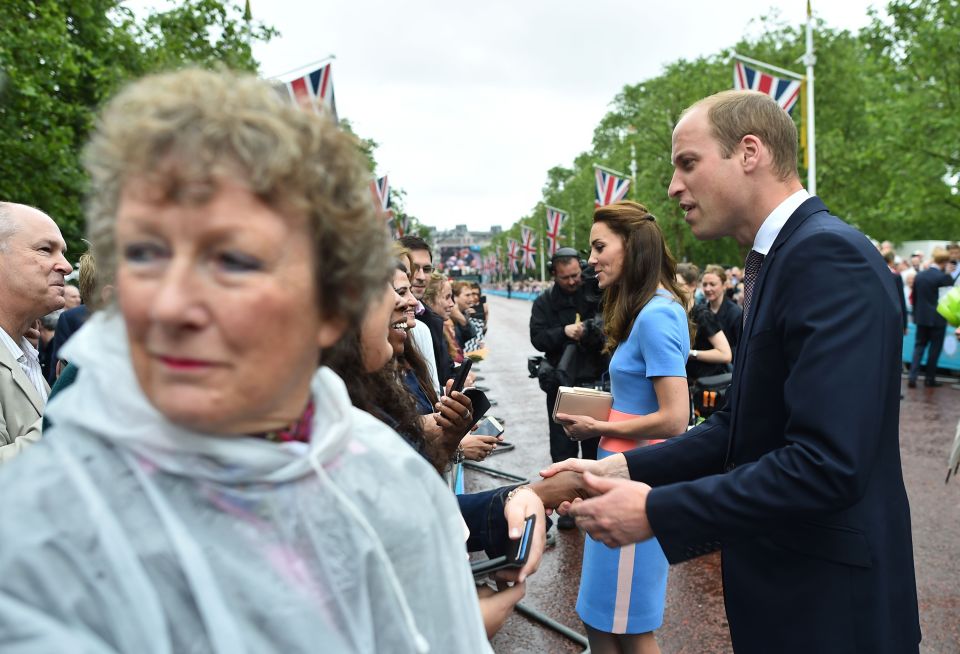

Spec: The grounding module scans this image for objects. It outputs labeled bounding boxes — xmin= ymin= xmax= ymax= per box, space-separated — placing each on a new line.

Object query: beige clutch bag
xmin=551 ymin=386 xmax=613 ymax=423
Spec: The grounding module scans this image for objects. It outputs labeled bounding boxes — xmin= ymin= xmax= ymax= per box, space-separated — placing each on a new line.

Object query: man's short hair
xmin=40 ymin=310 xmax=61 ymax=330
xmin=883 ymin=250 xmax=896 ymax=265
xmin=932 ymin=248 xmax=950 ymax=265
xmin=686 ymin=90 xmax=799 ymax=181
xmin=398 ymin=235 xmax=432 ymax=259
xmin=676 ymin=262 xmax=700 ymax=286
xmin=0 ymin=202 xmax=21 ymax=252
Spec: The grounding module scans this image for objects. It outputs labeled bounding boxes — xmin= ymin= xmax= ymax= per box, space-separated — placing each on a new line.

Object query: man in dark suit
xmin=542 ymin=90 xmax=920 ymax=653
xmin=908 ymin=248 xmax=955 ymax=388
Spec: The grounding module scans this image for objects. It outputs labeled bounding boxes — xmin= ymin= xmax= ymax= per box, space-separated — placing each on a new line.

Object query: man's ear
xmin=739 ymin=134 xmax=763 ymax=173
xmin=317 ymin=317 xmax=348 ymax=350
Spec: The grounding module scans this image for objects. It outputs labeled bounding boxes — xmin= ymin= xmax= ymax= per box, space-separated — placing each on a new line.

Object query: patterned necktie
xmin=742 ymin=249 xmax=765 ymax=325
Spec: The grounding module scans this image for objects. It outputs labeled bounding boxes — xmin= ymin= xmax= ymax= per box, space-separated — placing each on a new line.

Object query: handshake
xmin=530 ymin=454 xmax=656 ymax=548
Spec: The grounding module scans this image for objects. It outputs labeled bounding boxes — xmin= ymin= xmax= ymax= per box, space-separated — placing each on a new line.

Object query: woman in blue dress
xmin=555 ymin=201 xmax=691 ymax=653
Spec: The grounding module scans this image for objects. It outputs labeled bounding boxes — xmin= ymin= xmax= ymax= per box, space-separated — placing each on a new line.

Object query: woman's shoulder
xmin=637 ymin=293 xmax=687 ymax=324
xmin=720 ymin=298 xmax=743 ymax=317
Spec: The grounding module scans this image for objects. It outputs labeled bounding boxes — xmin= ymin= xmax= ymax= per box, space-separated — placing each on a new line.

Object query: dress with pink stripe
xmin=575 ymin=292 xmax=688 ymax=634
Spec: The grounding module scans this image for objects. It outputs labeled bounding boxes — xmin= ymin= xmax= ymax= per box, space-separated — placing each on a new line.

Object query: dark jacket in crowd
xmin=46 ymin=305 xmax=89 ymax=384
xmin=417 ymin=304 xmax=454 ymax=384
xmin=912 ymin=265 xmax=954 ymax=328
xmin=711 ymin=297 xmax=742 ymax=357
xmin=529 ymin=284 xmax=606 ymax=383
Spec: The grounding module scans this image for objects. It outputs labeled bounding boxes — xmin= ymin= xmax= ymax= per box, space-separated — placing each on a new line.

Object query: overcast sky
xmin=134 ymin=1 xmax=884 ymax=231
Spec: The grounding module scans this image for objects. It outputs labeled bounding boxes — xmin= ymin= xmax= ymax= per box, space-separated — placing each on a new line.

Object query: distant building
xmin=426 ymin=223 xmax=502 ymax=275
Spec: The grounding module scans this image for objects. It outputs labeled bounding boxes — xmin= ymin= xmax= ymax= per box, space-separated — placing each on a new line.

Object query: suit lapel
xmin=0 ymin=339 xmax=46 ymax=414
xmin=726 ymin=197 xmax=830 ymax=457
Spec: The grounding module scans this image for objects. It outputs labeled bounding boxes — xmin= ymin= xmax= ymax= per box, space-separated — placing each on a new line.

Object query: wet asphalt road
xmin=468 ymin=294 xmax=960 ymax=653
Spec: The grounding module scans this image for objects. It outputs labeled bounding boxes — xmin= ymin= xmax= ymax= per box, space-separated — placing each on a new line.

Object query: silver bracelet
xmin=505 ymin=484 xmax=531 ymax=505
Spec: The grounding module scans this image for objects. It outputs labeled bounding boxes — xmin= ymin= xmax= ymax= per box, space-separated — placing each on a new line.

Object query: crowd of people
xmin=0 ymin=67 xmax=950 ymax=654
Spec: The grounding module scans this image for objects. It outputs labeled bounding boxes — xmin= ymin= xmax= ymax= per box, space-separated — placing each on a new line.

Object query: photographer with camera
xmin=529 ymin=249 xmax=607 ymax=504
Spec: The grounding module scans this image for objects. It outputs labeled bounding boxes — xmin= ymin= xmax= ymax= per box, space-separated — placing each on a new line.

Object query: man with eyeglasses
xmin=530 ymin=249 xmax=607 ymax=529
xmin=400 ymin=235 xmax=452 ymax=387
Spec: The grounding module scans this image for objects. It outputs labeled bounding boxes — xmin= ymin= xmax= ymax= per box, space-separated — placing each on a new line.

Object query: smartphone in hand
xmin=470 ymin=514 xmax=536 ymax=578
xmin=448 ymin=359 xmax=473 ymax=395
xmin=473 ymin=415 xmax=504 ymax=437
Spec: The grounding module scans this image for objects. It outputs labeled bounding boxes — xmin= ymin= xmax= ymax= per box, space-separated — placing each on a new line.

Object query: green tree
xmin=0 ymin=0 xmax=275 ymax=255
xmin=862 ymin=0 xmax=960 ymax=239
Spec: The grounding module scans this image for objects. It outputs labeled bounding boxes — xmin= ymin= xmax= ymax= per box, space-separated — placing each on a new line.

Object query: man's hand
xmin=567 ymin=472 xmax=654 ymax=548
xmin=529 ymin=471 xmax=596 ymax=509
xmin=539 ymin=452 xmax=629 ymax=480
xmin=563 ymin=322 xmax=584 ymax=341
xmin=554 ymin=412 xmax=602 ymax=439
xmin=25 ymin=320 xmax=41 ymax=349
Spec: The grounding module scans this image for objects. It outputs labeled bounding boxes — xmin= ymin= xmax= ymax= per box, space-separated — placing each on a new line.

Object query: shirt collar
xmin=751 ymin=189 xmax=811 ymax=255
xmin=0 ymin=327 xmax=27 ymax=362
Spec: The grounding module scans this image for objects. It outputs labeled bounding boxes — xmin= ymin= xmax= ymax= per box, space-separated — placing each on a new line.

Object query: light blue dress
xmin=576 ymin=291 xmax=689 ymax=633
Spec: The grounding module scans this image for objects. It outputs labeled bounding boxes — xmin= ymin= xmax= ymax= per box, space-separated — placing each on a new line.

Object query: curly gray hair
xmin=83 ymin=68 xmax=391 ymax=326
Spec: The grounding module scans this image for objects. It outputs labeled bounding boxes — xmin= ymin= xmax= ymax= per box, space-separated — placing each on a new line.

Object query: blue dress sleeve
xmin=636 ymin=299 xmax=689 ymax=378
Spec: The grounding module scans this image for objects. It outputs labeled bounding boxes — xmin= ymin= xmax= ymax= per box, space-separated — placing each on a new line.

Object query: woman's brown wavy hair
xmin=594 ymin=201 xmax=692 ymax=353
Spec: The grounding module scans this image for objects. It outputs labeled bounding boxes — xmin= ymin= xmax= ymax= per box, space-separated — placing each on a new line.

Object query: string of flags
xmin=277 ymin=62 xmax=337 ymax=122
xmin=545 ymin=206 xmax=567 ymax=256
xmin=520 ymin=226 xmax=537 ymax=270
xmin=733 ymin=60 xmax=801 ymax=113
xmin=594 ymin=166 xmax=631 ymax=208
xmin=508 ymin=239 xmax=520 ymax=274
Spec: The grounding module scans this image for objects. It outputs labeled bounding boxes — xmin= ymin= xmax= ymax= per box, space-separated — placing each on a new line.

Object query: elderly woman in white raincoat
xmin=0 ymin=69 xmax=489 ymax=653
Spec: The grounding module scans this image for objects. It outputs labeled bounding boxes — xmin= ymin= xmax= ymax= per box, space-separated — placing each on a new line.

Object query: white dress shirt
xmin=0 ymin=328 xmax=48 ymax=404
xmin=751 ymin=189 xmax=811 ymax=255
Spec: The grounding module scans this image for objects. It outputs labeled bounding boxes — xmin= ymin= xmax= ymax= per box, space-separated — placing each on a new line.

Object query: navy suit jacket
xmin=912 ymin=266 xmax=954 ymax=328
xmin=624 ymin=197 xmax=920 ymax=653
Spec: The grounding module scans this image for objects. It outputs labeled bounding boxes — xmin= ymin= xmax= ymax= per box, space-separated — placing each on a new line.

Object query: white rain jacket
xmin=0 ymin=312 xmax=490 ymax=653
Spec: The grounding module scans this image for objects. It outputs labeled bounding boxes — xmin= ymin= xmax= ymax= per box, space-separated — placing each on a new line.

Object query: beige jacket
xmin=0 ymin=341 xmax=45 ymax=463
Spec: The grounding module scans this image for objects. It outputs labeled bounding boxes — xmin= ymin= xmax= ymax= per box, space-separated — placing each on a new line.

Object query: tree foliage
xmin=0 ymin=0 xmax=276 ymax=255
xmin=489 ymin=0 xmax=960 ymax=276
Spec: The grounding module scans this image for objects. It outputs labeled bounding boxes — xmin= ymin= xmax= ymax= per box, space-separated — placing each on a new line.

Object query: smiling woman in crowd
xmin=0 ymin=68 xmax=491 ymax=652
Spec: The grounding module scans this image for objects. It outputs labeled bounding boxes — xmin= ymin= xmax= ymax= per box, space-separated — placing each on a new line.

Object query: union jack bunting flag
xmin=496 ymin=246 xmax=503 ymax=274
xmin=369 ymin=175 xmax=392 ymax=215
xmin=508 ymin=239 xmax=520 ymax=274
xmin=279 ymin=62 xmax=338 ymax=122
xmin=594 ymin=167 xmax=631 ymax=208
xmin=733 ymin=61 xmax=801 ymax=114
xmin=521 ymin=227 xmax=537 ymax=270
xmin=545 ymin=207 xmax=567 ymax=256
xmin=390 ymin=215 xmax=409 ymax=240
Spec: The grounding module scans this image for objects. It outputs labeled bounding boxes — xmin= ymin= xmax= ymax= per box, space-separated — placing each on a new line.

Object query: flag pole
xmin=268 ymin=55 xmax=337 ymax=82
xmin=594 ymin=163 xmax=629 ymax=178
xmin=731 ymin=52 xmax=804 ymax=80
xmin=804 ymin=0 xmax=817 ymax=195
xmin=540 ymin=235 xmax=546 ymax=281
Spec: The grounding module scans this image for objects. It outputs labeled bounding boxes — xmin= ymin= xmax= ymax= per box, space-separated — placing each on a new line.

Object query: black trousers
xmin=909 ymin=324 xmax=944 ymax=384
xmin=545 ymin=388 xmax=599 ymax=463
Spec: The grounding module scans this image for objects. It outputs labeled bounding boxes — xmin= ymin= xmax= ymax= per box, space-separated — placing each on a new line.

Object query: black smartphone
xmin=507 ymin=514 xmax=536 ymax=566
xmin=470 ymin=514 xmax=536 ymax=578
xmin=462 ymin=387 xmax=491 ymax=423
xmin=448 ymin=359 xmax=473 ymax=395
xmin=472 ymin=415 xmax=504 ymax=437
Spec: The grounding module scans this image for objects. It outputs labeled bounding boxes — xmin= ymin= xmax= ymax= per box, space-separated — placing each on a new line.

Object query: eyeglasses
xmin=415 ymin=264 xmax=434 ymax=274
